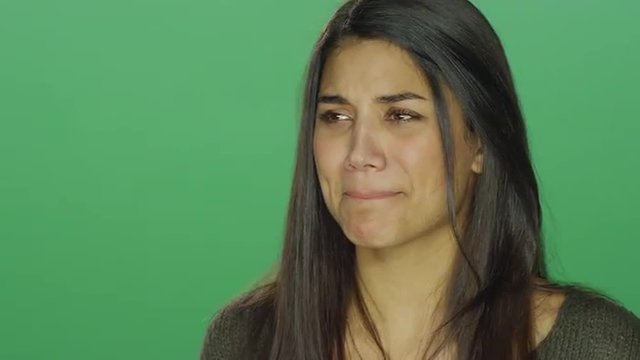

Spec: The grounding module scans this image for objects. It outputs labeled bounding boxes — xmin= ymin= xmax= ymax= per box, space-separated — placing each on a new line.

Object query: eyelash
xmin=317 ymin=108 xmax=423 ymax=124
xmin=388 ymin=108 xmax=423 ymax=123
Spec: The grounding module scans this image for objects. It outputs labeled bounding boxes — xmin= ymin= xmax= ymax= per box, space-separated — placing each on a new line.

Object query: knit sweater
xmin=200 ymin=289 xmax=640 ymax=359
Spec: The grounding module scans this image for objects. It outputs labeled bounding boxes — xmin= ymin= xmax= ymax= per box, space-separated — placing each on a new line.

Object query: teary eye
xmin=317 ymin=111 xmax=351 ymax=123
xmin=388 ymin=108 xmax=423 ymax=123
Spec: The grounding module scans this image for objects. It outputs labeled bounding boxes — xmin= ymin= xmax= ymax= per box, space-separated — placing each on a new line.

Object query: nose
xmin=344 ymin=122 xmax=385 ymax=172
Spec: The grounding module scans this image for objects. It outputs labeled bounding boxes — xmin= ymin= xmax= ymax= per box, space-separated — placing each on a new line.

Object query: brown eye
xmin=388 ymin=108 xmax=423 ymax=123
xmin=317 ymin=111 xmax=350 ymax=123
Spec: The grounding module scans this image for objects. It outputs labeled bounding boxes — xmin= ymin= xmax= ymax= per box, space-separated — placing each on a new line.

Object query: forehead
xmin=319 ymin=37 xmax=432 ymax=96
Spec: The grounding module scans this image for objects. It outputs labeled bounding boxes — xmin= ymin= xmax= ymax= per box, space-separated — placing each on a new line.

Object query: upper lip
xmin=344 ymin=190 xmax=400 ymax=199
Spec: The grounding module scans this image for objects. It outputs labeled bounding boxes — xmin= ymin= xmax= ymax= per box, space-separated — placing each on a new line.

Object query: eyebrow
xmin=317 ymin=91 xmax=428 ymax=105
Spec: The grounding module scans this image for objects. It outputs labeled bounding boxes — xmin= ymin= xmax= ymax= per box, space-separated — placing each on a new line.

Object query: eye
xmin=317 ymin=110 xmax=351 ymax=123
xmin=388 ymin=108 xmax=423 ymax=123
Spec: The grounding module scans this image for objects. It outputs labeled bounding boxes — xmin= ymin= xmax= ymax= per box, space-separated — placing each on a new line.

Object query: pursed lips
xmin=344 ymin=190 xmax=401 ymax=200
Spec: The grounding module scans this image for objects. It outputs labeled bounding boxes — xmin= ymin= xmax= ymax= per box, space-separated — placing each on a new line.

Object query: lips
xmin=344 ymin=190 xmax=400 ymax=200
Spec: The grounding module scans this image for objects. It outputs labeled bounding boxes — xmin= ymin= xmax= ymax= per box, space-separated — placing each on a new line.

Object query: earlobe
xmin=471 ymin=145 xmax=484 ymax=174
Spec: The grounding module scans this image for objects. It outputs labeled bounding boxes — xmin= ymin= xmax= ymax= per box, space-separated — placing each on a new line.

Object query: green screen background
xmin=1 ymin=1 xmax=638 ymax=359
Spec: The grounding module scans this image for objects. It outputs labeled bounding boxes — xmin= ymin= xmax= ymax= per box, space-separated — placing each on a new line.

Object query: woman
xmin=201 ymin=0 xmax=640 ymax=359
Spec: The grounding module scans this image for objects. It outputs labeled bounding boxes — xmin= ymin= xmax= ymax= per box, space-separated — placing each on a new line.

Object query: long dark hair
xmin=232 ymin=0 xmax=563 ymax=358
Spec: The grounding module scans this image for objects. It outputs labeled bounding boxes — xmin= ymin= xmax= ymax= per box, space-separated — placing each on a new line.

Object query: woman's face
xmin=313 ymin=37 xmax=483 ymax=249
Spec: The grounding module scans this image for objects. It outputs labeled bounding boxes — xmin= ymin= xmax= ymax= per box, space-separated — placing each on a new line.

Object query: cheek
xmin=314 ymin=136 xmax=333 ymax=173
xmin=396 ymin=133 xmax=447 ymax=191
xmin=313 ymin=135 xmax=342 ymax=194
xmin=391 ymin=136 xmax=451 ymax=234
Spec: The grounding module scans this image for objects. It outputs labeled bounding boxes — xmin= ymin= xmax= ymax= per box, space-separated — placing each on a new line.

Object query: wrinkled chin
xmin=341 ymin=217 xmax=397 ymax=249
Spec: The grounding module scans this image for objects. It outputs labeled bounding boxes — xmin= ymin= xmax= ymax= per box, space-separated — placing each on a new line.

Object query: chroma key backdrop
xmin=1 ymin=1 xmax=638 ymax=359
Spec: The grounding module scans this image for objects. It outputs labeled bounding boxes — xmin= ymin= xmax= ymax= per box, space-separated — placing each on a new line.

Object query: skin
xmin=312 ymin=37 xmax=564 ymax=359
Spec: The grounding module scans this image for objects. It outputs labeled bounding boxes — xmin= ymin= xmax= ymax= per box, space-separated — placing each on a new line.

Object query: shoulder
xmin=535 ymin=288 xmax=640 ymax=359
xmin=564 ymin=290 xmax=640 ymax=344
xmin=200 ymin=286 xmax=275 ymax=360
xmin=200 ymin=302 xmax=253 ymax=360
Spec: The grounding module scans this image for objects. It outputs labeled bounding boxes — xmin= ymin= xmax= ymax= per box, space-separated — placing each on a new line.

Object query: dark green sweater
xmin=201 ymin=290 xmax=640 ymax=359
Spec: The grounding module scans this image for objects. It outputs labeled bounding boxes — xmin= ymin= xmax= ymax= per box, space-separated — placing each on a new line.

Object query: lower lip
xmin=345 ymin=192 xmax=400 ymax=200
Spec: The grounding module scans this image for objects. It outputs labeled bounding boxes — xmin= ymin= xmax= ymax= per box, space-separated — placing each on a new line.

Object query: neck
xmin=348 ymin=225 xmax=459 ymax=349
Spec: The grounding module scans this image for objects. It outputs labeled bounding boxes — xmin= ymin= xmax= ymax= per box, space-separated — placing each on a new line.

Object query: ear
xmin=470 ymin=141 xmax=484 ymax=174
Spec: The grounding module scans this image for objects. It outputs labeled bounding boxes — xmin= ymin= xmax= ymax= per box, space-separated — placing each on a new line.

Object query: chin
xmin=343 ymin=225 xmax=399 ymax=249
xmin=349 ymin=239 xmax=396 ymax=250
